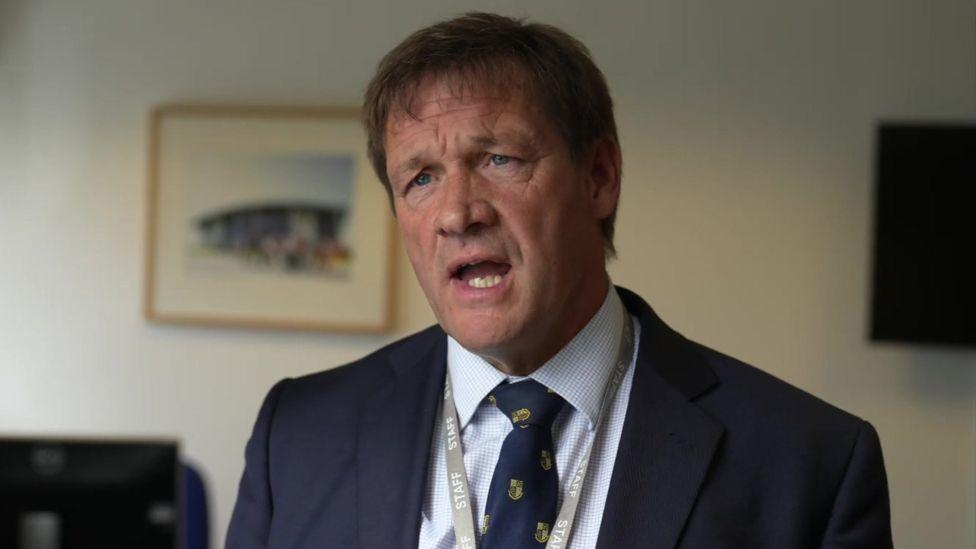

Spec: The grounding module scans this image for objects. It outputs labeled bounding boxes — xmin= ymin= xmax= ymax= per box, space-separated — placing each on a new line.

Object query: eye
xmin=489 ymin=154 xmax=512 ymax=166
xmin=410 ymin=172 xmax=432 ymax=188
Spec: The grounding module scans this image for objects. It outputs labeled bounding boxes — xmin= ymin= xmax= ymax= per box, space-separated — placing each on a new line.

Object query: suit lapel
xmin=357 ymin=328 xmax=447 ymax=549
xmin=597 ymin=289 xmax=724 ymax=549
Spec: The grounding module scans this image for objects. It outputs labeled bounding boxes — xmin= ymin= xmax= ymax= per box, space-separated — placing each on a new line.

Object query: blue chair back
xmin=183 ymin=462 xmax=209 ymax=549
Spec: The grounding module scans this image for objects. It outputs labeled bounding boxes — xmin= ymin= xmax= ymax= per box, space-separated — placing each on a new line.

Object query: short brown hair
xmin=362 ymin=12 xmax=620 ymax=256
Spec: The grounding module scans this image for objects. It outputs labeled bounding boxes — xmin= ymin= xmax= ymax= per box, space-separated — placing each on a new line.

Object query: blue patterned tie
xmin=481 ymin=379 xmax=566 ymax=548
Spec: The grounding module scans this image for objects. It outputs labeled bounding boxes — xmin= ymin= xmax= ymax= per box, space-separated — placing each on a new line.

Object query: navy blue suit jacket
xmin=227 ymin=288 xmax=892 ymax=548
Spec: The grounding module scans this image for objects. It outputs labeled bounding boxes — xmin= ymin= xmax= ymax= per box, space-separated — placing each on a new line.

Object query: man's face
xmin=384 ymin=77 xmax=618 ymax=369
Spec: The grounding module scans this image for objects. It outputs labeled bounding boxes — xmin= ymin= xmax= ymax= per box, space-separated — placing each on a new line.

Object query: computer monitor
xmin=0 ymin=438 xmax=179 ymax=549
xmin=870 ymin=123 xmax=976 ymax=346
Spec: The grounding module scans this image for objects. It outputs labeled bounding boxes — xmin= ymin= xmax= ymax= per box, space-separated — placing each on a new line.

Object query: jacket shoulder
xmin=684 ymin=342 xmax=891 ymax=545
xmin=691 ymin=342 xmax=869 ymax=453
xmin=273 ymin=325 xmax=445 ymax=416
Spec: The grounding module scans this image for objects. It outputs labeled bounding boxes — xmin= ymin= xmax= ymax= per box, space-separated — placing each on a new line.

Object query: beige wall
xmin=1 ymin=1 xmax=974 ymax=547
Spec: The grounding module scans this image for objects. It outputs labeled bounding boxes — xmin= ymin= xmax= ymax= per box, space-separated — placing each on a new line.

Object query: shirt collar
xmin=447 ymin=284 xmax=625 ymax=430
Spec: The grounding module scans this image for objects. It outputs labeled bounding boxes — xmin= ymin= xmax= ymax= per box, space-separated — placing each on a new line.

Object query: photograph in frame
xmin=145 ymin=105 xmax=395 ymax=333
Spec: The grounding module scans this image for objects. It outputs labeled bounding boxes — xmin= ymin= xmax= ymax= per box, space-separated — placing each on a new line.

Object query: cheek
xmin=519 ymin=207 xmax=592 ymax=275
xmin=396 ymin=219 xmax=432 ymax=270
xmin=507 ymin=185 xmax=582 ymax=248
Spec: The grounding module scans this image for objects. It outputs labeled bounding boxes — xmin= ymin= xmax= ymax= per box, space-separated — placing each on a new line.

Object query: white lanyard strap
xmin=443 ymin=307 xmax=635 ymax=549
xmin=443 ymin=374 xmax=478 ymax=549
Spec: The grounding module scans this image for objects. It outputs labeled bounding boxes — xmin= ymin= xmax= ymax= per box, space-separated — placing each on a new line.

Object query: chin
xmin=443 ymin=316 xmax=518 ymax=354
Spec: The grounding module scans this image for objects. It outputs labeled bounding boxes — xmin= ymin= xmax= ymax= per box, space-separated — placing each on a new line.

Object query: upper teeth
xmin=468 ymin=275 xmax=502 ymax=289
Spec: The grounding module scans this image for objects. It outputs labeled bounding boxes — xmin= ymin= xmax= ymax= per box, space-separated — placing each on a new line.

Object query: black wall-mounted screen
xmin=870 ymin=123 xmax=976 ymax=347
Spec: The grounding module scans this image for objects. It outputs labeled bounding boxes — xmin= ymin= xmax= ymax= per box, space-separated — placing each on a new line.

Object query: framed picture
xmin=145 ymin=105 xmax=395 ymax=333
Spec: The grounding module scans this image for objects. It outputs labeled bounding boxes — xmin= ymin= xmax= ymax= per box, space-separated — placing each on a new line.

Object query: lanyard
xmin=442 ymin=307 xmax=635 ymax=549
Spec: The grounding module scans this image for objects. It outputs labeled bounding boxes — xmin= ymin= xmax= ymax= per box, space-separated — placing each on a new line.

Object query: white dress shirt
xmin=418 ymin=286 xmax=641 ymax=549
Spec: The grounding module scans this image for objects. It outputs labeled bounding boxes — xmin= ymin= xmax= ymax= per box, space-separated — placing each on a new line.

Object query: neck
xmin=478 ymin=275 xmax=612 ymax=376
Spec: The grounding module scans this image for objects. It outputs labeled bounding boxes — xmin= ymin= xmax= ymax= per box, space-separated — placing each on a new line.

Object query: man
xmin=227 ymin=13 xmax=891 ymax=549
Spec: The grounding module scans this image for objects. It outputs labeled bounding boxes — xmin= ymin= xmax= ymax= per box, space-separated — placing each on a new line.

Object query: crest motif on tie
xmin=511 ymin=408 xmax=531 ymax=423
xmin=508 ymin=478 xmax=524 ymax=500
xmin=535 ymin=522 xmax=551 ymax=543
xmin=488 ymin=394 xmax=497 ymax=405
xmin=540 ymin=449 xmax=553 ymax=471
xmin=482 ymin=514 xmax=490 ymax=534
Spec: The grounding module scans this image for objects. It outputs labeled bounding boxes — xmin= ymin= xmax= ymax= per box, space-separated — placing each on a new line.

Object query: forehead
xmin=384 ymin=75 xmax=550 ymax=142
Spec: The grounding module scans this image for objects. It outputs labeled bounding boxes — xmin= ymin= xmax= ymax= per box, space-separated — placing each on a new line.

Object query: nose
xmin=434 ymin=171 xmax=498 ymax=237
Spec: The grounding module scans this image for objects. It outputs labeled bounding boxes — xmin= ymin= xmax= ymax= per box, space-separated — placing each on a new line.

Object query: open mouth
xmin=452 ymin=260 xmax=512 ymax=289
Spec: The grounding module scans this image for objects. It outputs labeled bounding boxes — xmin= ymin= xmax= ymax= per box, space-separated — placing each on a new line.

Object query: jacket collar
xmin=356 ymin=325 xmax=446 ymax=549
xmin=596 ymin=287 xmax=724 ymax=549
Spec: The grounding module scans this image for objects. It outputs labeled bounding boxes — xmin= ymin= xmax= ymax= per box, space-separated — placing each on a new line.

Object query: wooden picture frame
xmin=145 ymin=105 xmax=395 ymax=333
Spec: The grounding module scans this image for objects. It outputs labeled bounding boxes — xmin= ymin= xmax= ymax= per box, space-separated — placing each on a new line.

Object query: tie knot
xmin=488 ymin=379 xmax=565 ymax=429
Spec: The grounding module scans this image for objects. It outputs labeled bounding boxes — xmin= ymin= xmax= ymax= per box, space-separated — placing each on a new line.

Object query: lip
xmin=445 ymin=253 xmax=512 ymax=280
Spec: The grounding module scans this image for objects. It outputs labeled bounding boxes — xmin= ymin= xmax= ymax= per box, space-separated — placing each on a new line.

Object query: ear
xmin=585 ymin=136 xmax=622 ymax=220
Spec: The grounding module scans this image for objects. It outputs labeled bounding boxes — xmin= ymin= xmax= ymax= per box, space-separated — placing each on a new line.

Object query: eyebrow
xmin=471 ymin=136 xmax=498 ymax=148
xmin=400 ymin=155 xmax=426 ymax=173
xmin=472 ymin=130 xmax=540 ymax=150
xmin=390 ymin=129 xmax=543 ymax=179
